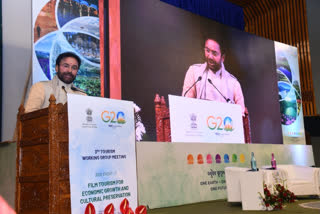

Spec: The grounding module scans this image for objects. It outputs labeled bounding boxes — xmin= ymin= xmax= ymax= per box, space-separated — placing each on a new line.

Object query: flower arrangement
xmin=134 ymin=103 xmax=146 ymax=141
xmin=85 ymin=198 xmax=147 ymax=214
xmin=107 ymin=198 xmax=147 ymax=214
xmin=260 ymin=183 xmax=296 ymax=211
xmin=274 ymin=183 xmax=296 ymax=203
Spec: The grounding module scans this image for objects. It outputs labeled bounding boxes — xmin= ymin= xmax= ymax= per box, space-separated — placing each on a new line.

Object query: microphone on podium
xmin=183 ymin=76 xmax=202 ymax=97
xmin=207 ymin=78 xmax=233 ymax=103
xmin=62 ymin=86 xmax=67 ymax=94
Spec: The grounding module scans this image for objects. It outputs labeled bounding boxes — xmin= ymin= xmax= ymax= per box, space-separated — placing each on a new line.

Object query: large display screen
xmin=120 ymin=0 xmax=304 ymax=144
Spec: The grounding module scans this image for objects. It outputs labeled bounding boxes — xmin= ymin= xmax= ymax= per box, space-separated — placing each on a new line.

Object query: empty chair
xmin=277 ymin=164 xmax=320 ymax=196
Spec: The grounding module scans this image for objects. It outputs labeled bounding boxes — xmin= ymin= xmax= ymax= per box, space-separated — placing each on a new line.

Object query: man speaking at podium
xmin=25 ymin=52 xmax=87 ymax=113
xmin=182 ymin=37 xmax=245 ymax=114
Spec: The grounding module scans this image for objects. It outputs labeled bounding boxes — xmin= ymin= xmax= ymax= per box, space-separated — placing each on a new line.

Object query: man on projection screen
xmin=25 ymin=52 xmax=86 ymax=113
xmin=182 ymin=37 xmax=245 ymax=114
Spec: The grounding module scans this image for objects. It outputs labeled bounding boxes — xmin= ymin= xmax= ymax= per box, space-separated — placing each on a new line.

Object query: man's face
xmin=55 ymin=57 xmax=79 ymax=84
xmin=204 ymin=39 xmax=225 ymax=72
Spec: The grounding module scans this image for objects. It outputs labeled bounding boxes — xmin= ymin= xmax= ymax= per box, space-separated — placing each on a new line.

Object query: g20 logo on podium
xmin=101 ymin=110 xmax=126 ymax=124
xmin=207 ymin=116 xmax=234 ymax=131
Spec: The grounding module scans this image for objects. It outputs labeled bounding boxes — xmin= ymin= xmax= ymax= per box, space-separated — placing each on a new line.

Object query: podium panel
xmin=16 ymin=97 xmax=70 ymax=214
xmin=169 ymin=95 xmax=244 ymax=143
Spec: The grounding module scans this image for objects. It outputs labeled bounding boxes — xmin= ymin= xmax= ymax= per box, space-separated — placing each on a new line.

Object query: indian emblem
xmin=86 ymin=108 xmax=93 ymax=122
xmin=190 ymin=113 xmax=197 ymax=129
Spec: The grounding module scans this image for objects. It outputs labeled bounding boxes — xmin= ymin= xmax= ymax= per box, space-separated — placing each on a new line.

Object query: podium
xmin=154 ymin=94 xmax=252 ymax=143
xmin=15 ymin=95 xmax=71 ymax=214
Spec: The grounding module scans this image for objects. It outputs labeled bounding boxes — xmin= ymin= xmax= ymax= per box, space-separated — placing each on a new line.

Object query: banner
xmin=274 ymin=42 xmax=306 ymax=144
xmin=68 ymin=94 xmax=137 ymax=213
xmin=169 ymin=95 xmax=244 ymax=143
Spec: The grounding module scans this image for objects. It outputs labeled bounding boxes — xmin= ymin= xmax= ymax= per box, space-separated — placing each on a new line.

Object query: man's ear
xmin=221 ymin=54 xmax=225 ymax=63
xmin=55 ymin=65 xmax=58 ymax=73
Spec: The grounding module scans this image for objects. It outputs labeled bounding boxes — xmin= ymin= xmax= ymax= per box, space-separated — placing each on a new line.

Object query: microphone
xmin=62 ymin=86 xmax=67 ymax=94
xmin=207 ymin=78 xmax=232 ymax=103
xmin=71 ymin=86 xmax=79 ymax=91
xmin=183 ymin=76 xmax=202 ymax=97
xmin=71 ymin=85 xmax=86 ymax=94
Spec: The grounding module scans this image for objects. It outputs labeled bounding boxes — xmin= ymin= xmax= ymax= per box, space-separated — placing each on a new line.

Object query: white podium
xmin=239 ymin=171 xmax=265 ymax=210
xmin=225 ymin=167 xmax=265 ymax=210
xmin=225 ymin=167 xmax=250 ymax=202
xmin=169 ymin=95 xmax=244 ymax=143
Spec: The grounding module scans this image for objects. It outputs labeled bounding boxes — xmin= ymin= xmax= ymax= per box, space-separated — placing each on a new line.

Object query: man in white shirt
xmin=182 ymin=38 xmax=245 ymax=114
xmin=25 ymin=52 xmax=86 ymax=113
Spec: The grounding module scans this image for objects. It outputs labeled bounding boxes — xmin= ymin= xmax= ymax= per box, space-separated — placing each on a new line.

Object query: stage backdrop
xmin=137 ymin=142 xmax=314 ymax=208
xmin=32 ymin=0 xmax=102 ymax=96
xmin=120 ymin=0 xmax=305 ymax=144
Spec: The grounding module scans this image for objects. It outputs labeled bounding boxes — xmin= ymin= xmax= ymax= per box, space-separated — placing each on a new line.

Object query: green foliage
xmin=74 ymin=76 xmax=101 ymax=97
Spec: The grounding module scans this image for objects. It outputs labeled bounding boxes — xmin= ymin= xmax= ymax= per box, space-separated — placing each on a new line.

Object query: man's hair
xmin=56 ymin=52 xmax=81 ymax=67
xmin=204 ymin=37 xmax=225 ymax=55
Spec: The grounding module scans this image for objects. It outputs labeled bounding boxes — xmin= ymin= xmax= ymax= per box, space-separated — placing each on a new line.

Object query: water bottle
xmin=271 ymin=153 xmax=277 ymax=169
xmin=250 ymin=152 xmax=257 ymax=171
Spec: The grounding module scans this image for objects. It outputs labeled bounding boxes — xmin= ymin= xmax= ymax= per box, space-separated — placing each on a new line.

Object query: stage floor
xmin=148 ymin=199 xmax=320 ymax=214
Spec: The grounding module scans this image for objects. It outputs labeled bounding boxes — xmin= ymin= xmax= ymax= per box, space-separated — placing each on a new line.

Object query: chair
xmin=154 ymin=94 xmax=252 ymax=143
xmin=277 ymin=165 xmax=320 ymax=196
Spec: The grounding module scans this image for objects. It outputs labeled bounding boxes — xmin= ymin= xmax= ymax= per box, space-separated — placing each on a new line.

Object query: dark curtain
xmin=160 ymin=0 xmax=245 ymax=30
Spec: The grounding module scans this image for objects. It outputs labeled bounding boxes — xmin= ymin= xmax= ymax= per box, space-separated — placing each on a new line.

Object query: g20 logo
xmin=207 ymin=116 xmax=233 ymax=131
xmin=101 ymin=111 xmax=126 ymax=124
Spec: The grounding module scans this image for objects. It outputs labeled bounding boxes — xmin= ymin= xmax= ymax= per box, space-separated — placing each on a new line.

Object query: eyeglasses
xmin=60 ymin=63 xmax=79 ymax=71
xmin=204 ymin=47 xmax=220 ymax=57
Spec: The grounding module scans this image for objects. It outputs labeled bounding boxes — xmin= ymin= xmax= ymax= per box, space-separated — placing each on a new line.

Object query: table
xmin=225 ymin=167 xmax=250 ymax=202
xmin=225 ymin=167 xmax=284 ymax=210
xmin=261 ymin=168 xmax=286 ymax=193
xmin=239 ymin=170 xmax=264 ymax=210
